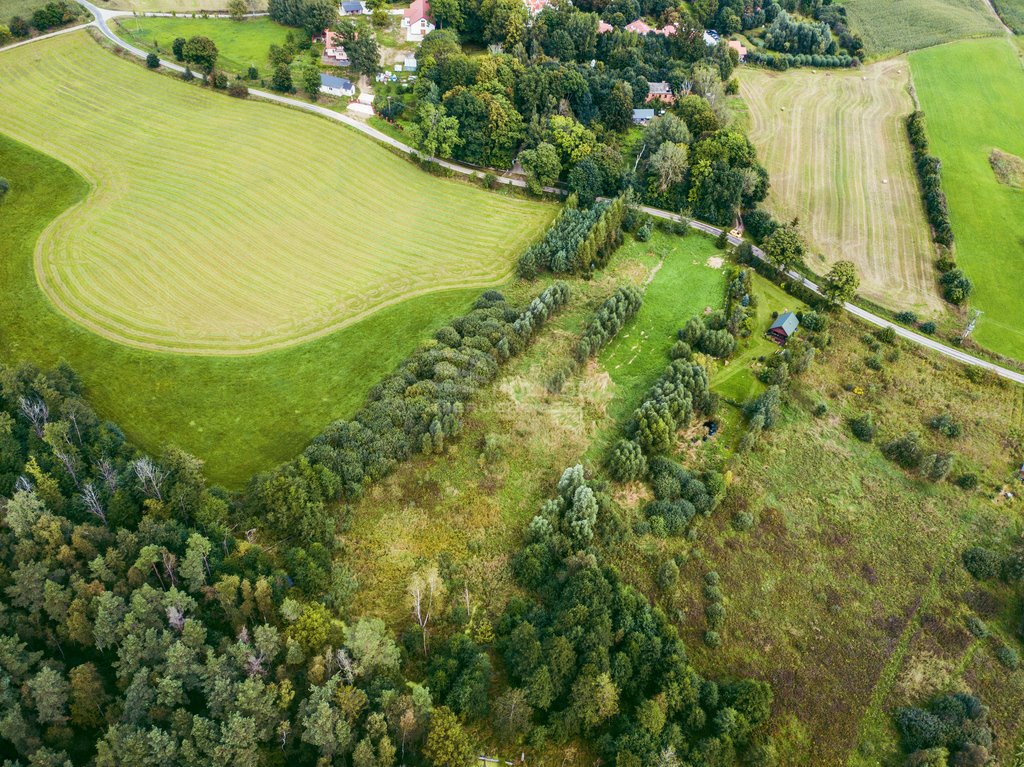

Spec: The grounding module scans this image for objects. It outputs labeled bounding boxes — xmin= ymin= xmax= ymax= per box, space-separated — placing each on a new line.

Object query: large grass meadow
xmin=0 ymin=32 xmax=553 ymax=354
xmin=740 ymin=59 xmax=942 ymax=316
xmin=114 ymin=16 xmax=294 ymax=77
xmin=0 ymin=32 xmax=555 ymax=485
xmin=911 ymin=37 xmax=1024 ymax=360
xmin=843 ymin=0 xmax=1003 ymax=55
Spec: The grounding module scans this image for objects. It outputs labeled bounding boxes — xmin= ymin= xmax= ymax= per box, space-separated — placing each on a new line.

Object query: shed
xmin=767 ymin=312 xmax=799 ymax=344
xmin=632 ymin=108 xmax=655 ymax=124
xmin=404 ymin=55 xmax=417 ymax=71
xmin=341 ymin=0 xmax=365 ymax=13
xmin=320 ymin=73 xmax=355 ymax=97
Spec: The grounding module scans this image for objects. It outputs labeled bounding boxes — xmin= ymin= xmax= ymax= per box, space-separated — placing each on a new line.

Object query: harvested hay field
xmin=0 ymin=32 xmax=552 ymax=354
xmin=740 ymin=60 xmax=943 ymax=316
xmin=842 ymin=0 xmax=1004 ymax=56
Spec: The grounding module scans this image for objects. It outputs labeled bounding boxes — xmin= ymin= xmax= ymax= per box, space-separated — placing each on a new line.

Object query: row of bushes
xmin=243 ymin=284 xmax=571 ymax=545
xmin=574 ymin=286 xmax=643 ymax=362
xmin=4 ymin=0 xmax=81 ymax=40
xmin=518 ymin=195 xmax=626 ymax=277
xmin=745 ymin=50 xmax=859 ymax=70
xmin=906 ymin=111 xmax=955 ymax=249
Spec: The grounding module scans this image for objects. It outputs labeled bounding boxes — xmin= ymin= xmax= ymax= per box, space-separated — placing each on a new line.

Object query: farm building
xmin=340 ymin=0 xmax=367 ymax=13
xmin=728 ymin=39 xmax=747 ymax=61
xmin=320 ymin=74 xmax=355 ymax=97
xmin=646 ymin=80 xmax=675 ymax=105
xmin=767 ymin=312 xmax=799 ymax=344
xmin=402 ymin=0 xmax=434 ymax=41
xmin=632 ymin=108 xmax=655 ymax=125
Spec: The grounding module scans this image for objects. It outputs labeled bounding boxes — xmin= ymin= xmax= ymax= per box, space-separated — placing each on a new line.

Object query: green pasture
xmin=843 ymin=0 xmax=1003 ymax=55
xmin=113 ymin=15 xmax=295 ymax=77
xmin=911 ymin=37 xmax=1024 ymax=360
xmin=0 ymin=132 xmax=487 ymax=488
xmin=599 ymin=231 xmax=726 ymax=423
xmin=0 ymin=32 xmax=552 ymax=354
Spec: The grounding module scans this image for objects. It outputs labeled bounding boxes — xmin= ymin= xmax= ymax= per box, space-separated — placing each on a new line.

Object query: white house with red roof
xmin=402 ymin=0 xmax=434 ymax=42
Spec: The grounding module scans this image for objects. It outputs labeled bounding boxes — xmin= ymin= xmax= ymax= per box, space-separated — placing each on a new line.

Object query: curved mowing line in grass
xmin=0 ymin=131 xmax=496 ymax=488
xmin=0 ymin=31 xmax=554 ymax=355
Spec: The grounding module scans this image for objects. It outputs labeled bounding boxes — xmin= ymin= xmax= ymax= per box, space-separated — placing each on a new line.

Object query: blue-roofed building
xmin=341 ymin=0 xmax=366 ymax=13
xmin=767 ymin=312 xmax=799 ymax=344
xmin=632 ymin=108 xmax=655 ymax=125
xmin=320 ymin=73 xmax=355 ymax=97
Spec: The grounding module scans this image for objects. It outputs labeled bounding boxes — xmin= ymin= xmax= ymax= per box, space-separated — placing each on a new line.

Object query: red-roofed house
xmin=321 ymin=28 xmax=349 ymax=66
xmin=524 ymin=0 xmax=551 ymax=15
xmin=402 ymin=0 xmax=434 ymax=41
xmin=727 ymin=39 xmax=747 ymax=61
xmin=658 ymin=23 xmax=676 ymax=35
xmin=646 ymin=80 xmax=675 ymax=105
xmin=624 ymin=18 xmax=653 ymax=34
xmin=597 ymin=19 xmax=613 ymax=33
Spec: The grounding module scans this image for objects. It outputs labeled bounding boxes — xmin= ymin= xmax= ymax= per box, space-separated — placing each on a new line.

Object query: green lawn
xmin=843 ymin=0 xmax=1003 ymax=55
xmin=0 ymin=32 xmax=552 ymax=354
xmin=599 ymin=231 xmax=726 ymax=423
xmin=114 ymin=16 xmax=299 ymax=78
xmin=910 ymin=38 xmax=1024 ymax=360
xmin=0 ymin=132 xmax=489 ymax=488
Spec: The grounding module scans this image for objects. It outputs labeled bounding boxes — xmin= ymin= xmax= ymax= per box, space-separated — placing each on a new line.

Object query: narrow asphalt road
xmin=9 ymin=5 xmax=1024 ymax=386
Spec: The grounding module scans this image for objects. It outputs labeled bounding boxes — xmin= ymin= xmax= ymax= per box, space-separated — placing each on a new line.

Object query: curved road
xmin=10 ymin=5 xmax=1024 ymax=386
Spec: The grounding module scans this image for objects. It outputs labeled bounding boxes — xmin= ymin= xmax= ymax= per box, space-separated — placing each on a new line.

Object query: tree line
xmin=517 ymin=194 xmax=626 ymax=277
xmin=2 ymin=0 xmax=82 ymax=43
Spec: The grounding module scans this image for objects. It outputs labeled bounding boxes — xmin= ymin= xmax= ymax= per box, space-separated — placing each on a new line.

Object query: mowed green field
xmin=0 ymin=132 xmax=486 ymax=488
xmin=740 ymin=60 xmax=943 ymax=316
xmin=95 ymin=0 xmax=256 ymax=11
xmin=0 ymin=32 xmax=552 ymax=354
xmin=114 ymin=16 xmax=292 ymax=76
xmin=843 ymin=0 xmax=1003 ymax=55
xmin=911 ymin=38 xmax=1024 ymax=359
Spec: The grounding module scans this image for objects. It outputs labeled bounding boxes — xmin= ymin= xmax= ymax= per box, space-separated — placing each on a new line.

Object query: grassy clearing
xmin=0 ymin=131 xmax=490 ymax=488
xmin=0 ymin=0 xmax=55 ymax=18
xmin=740 ymin=60 xmax=943 ymax=316
xmin=842 ymin=0 xmax=1003 ymax=55
xmin=612 ymin=314 xmax=1024 ymax=764
xmin=911 ymin=37 xmax=1024 ymax=360
xmin=0 ymin=32 xmax=552 ymax=354
xmin=598 ymin=232 xmax=726 ymax=426
xmin=992 ymin=0 xmax=1024 ymax=31
xmin=113 ymin=16 xmax=294 ymax=77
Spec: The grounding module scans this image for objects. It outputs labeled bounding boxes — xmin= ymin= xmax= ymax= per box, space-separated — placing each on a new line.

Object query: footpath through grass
xmin=0 ymin=132 xmax=486 ymax=488
xmin=911 ymin=37 xmax=1024 ymax=360
xmin=843 ymin=0 xmax=1003 ymax=56
xmin=114 ymin=16 xmax=294 ymax=77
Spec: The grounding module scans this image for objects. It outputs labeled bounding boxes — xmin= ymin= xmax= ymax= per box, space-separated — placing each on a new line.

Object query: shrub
xmin=483 ymin=172 xmax=497 ymax=189
xmin=743 ymin=209 xmax=778 ymax=243
xmin=849 ymin=414 xmax=876 ymax=442
xmin=865 ymin=354 xmax=883 ymax=371
xmin=895 ymin=311 xmax=918 ymax=325
xmin=882 ymin=432 xmax=923 ymax=469
xmin=919 ymin=321 xmax=937 ymax=334
xmin=704 ymin=630 xmax=721 ymax=647
xmin=799 ymin=310 xmax=828 ymax=332
xmin=703 ymin=584 xmax=723 ymax=603
xmin=271 ymin=63 xmax=293 ymax=92
xmin=146 ymin=52 xmax=160 ymax=68
xmin=171 ymin=36 xmax=186 ymax=60
xmin=996 ymin=645 xmax=1020 ymax=670
xmin=939 ymin=269 xmax=973 ymax=305
xmin=962 ymin=547 xmax=1001 ymax=580
xmin=875 ymin=327 xmax=897 ymax=344
xmin=929 ymin=413 xmax=962 ymax=439
xmin=966 ymin=617 xmax=988 ymax=638
xmin=715 ymin=229 xmax=729 ymax=249
xmin=213 ymin=71 xmax=229 ymax=89
xmin=228 ymin=81 xmax=249 ymax=98
xmin=247 ymin=65 xmax=259 ymax=79
xmin=656 ymin=559 xmax=679 ymax=592
xmin=9 ymin=16 xmax=29 ymax=37
xmin=669 ymin=340 xmax=691 ymax=360
xmin=919 ymin=453 xmax=953 ymax=482
xmin=607 ymin=439 xmax=647 ymax=483
xmin=636 ymin=222 xmax=652 ymax=242
xmin=705 ymin=602 xmax=725 ymax=629
xmin=813 ymin=402 xmax=828 ymax=417
xmin=896 ymin=707 xmax=943 ymax=752
xmin=732 ymin=510 xmax=754 ymax=531
xmin=955 ymin=473 xmax=978 ymax=490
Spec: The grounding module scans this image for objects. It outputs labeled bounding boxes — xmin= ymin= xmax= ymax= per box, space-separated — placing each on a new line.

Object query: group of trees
xmin=762 ymin=10 xmax=833 ymax=56
xmin=895 ymin=694 xmax=993 ymax=766
xmin=500 ymin=464 xmax=774 ymax=764
xmin=906 ymin=111 xmax=955 ymax=249
xmin=243 ymin=284 xmax=571 ymax=546
xmin=574 ymin=285 xmax=644 ymax=362
xmin=3 ymin=0 xmax=81 ymax=41
xmin=0 ymin=361 xmax=506 ymax=767
xmin=268 ymin=0 xmax=337 ymax=36
xmin=518 ymin=194 xmax=626 ymax=277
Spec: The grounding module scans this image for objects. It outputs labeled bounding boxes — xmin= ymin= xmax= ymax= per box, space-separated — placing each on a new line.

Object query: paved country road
xmin=9 ymin=3 xmax=1024 ymax=386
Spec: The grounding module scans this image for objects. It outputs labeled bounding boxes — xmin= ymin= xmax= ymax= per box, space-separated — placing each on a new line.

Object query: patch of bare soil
xmin=989 ymin=148 xmax=1024 ymax=189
